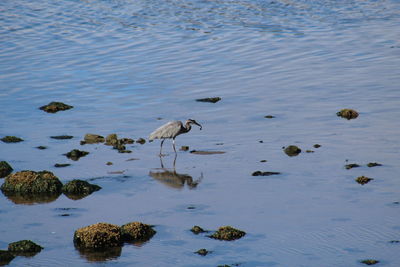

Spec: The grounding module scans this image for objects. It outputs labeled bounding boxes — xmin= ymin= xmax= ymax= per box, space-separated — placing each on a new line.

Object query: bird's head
xmin=187 ymin=119 xmax=202 ymax=130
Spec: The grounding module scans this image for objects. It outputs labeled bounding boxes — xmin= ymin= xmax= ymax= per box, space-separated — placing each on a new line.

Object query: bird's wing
xmin=149 ymin=121 xmax=182 ymax=140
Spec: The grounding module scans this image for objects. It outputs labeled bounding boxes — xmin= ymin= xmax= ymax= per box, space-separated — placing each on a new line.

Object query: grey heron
xmin=149 ymin=119 xmax=202 ymax=156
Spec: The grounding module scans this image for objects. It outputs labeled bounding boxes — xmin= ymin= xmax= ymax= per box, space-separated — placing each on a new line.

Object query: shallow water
xmin=1 ymin=0 xmax=400 ymax=266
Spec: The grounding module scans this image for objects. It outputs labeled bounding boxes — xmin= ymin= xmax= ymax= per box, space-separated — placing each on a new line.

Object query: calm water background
xmin=1 ymin=0 xmax=400 ymax=266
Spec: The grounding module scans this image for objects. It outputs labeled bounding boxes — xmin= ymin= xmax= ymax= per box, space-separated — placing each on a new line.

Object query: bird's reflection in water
xmin=149 ymin=155 xmax=203 ymax=190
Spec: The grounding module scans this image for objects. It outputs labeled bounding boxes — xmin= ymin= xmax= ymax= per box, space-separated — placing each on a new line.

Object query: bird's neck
xmin=183 ymin=123 xmax=192 ymax=133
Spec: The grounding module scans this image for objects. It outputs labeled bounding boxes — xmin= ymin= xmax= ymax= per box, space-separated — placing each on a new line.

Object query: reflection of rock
xmin=2 ymin=191 xmax=61 ymax=205
xmin=121 ymin=222 xmax=156 ymax=243
xmin=8 ymin=240 xmax=43 ymax=257
xmin=149 ymin=170 xmax=202 ymax=189
xmin=0 ymin=161 xmax=13 ymax=178
xmin=62 ymin=180 xmax=101 ymax=200
xmin=0 ymin=250 xmax=15 ymax=265
xmin=76 ymin=246 xmax=122 ymax=262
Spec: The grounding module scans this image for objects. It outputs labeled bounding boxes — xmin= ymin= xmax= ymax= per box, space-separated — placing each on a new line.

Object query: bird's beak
xmin=194 ymin=121 xmax=202 ymax=130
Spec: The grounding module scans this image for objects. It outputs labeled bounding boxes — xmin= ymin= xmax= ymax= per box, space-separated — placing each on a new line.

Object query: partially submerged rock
xmin=190 ymin=150 xmax=225 ymax=155
xmin=336 ymin=109 xmax=359 ymax=120
xmin=283 ymin=145 xmax=301 ymax=157
xmin=50 ymin=135 xmax=73 ymax=140
xmin=64 ymin=149 xmax=89 ymax=161
xmin=360 ymin=259 xmax=379 ymax=265
xmin=39 ymin=102 xmax=73 ymax=113
xmin=252 ymin=171 xmax=280 ymax=176
xmin=313 ymin=144 xmax=321 ymax=148
xmin=54 ymin=163 xmax=71 ymax=168
xmin=0 ymin=161 xmax=13 ymax=178
xmin=8 ymin=240 xmax=43 ymax=256
xmin=264 ymin=115 xmax=275 ymax=118
xmin=0 ymin=250 xmax=15 ymax=265
xmin=36 ymin=146 xmax=47 ymax=150
xmin=74 ymin=223 xmax=122 ymax=250
xmin=120 ymin=222 xmax=156 ymax=242
xmin=82 ymin=134 xmax=105 ymax=144
xmin=180 ymin=146 xmax=189 ymax=151
xmin=191 ymin=225 xmax=206 ymax=235
xmin=355 ymin=176 xmax=373 ymax=185
xmin=196 ymin=97 xmax=221 ymax=103
xmin=1 ymin=170 xmax=62 ymax=194
xmin=1 ymin=136 xmax=23 ymax=143
xmin=367 ymin=162 xmax=382 ymax=167
xmin=62 ymin=180 xmax=101 ymax=200
xmin=105 ymin=134 xmax=118 ymax=146
xmin=195 ymin=248 xmax=210 ymax=256
xmin=345 ymin=163 xmax=360 ymax=170
xmin=136 ymin=138 xmax=146 ymax=144
xmin=209 ymin=226 xmax=246 ymax=241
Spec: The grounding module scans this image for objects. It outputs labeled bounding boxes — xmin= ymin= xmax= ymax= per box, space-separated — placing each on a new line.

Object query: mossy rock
xmin=195 ymin=248 xmax=210 ymax=256
xmin=136 ymin=138 xmax=146 ymax=144
xmin=50 ymin=135 xmax=73 ymax=140
xmin=83 ymin=134 xmax=105 ymax=144
xmin=360 ymin=259 xmax=379 ymax=265
xmin=74 ymin=223 xmax=122 ymax=249
xmin=62 ymin=180 xmax=101 ymax=200
xmin=105 ymin=134 xmax=118 ymax=146
xmin=209 ymin=226 xmax=246 ymax=241
xmin=191 ymin=225 xmax=206 ymax=234
xmin=345 ymin=163 xmax=360 ymax=170
xmin=39 ymin=102 xmax=73 ymax=113
xmin=0 ymin=161 xmax=13 ymax=178
xmin=0 ymin=170 xmax=63 ymax=194
xmin=1 ymin=136 xmax=24 ymax=143
xmin=336 ymin=109 xmax=359 ymax=120
xmin=0 ymin=250 xmax=15 ymax=265
xmin=120 ymin=222 xmax=156 ymax=242
xmin=196 ymin=97 xmax=221 ymax=103
xmin=64 ymin=149 xmax=89 ymax=161
xmin=284 ymin=145 xmax=301 ymax=157
xmin=8 ymin=240 xmax=43 ymax=256
xmin=356 ymin=176 xmax=373 ymax=185
xmin=367 ymin=162 xmax=382 ymax=167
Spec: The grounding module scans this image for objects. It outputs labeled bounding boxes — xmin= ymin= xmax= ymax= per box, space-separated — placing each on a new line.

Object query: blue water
xmin=1 ymin=0 xmax=400 ymax=266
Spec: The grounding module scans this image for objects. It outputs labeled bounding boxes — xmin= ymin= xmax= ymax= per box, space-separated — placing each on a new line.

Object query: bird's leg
xmin=159 ymin=139 xmax=165 ymax=157
xmin=172 ymin=138 xmax=177 ymax=154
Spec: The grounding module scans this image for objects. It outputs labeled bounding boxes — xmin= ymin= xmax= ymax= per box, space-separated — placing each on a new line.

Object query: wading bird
xmin=149 ymin=119 xmax=202 ymax=156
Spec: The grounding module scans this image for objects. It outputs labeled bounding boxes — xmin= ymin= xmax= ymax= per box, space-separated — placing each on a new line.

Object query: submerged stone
xmin=360 ymin=259 xmax=379 ymax=265
xmin=284 ymin=145 xmax=301 ymax=157
xmin=195 ymin=248 xmax=210 ymax=256
xmin=209 ymin=226 xmax=246 ymax=241
xmin=0 ymin=170 xmax=62 ymax=194
xmin=62 ymin=179 xmax=101 ymax=200
xmin=196 ymin=97 xmax=221 ymax=103
xmin=8 ymin=240 xmax=43 ymax=255
xmin=191 ymin=225 xmax=206 ymax=235
xmin=0 ymin=250 xmax=15 ymax=265
xmin=252 ymin=171 xmax=280 ymax=176
xmin=39 ymin=102 xmax=73 ymax=113
xmin=336 ymin=109 xmax=359 ymax=120
xmin=264 ymin=115 xmax=275 ymax=118
xmin=0 ymin=161 xmax=13 ymax=178
xmin=74 ymin=223 xmax=122 ymax=250
xmin=54 ymin=163 xmax=71 ymax=168
xmin=36 ymin=146 xmax=47 ymax=150
xmin=345 ymin=163 xmax=360 ymax=170
xmin=83 ymin=134 xmax=105 ymax=144
xmin=50 ymin=135 xmax=73 ymax=140
xmin=1 ymin=136 xmax=23 ymax=143
xmin=64 ymin=149 xmax=89 ymax=161
xmin=120 ymin=222 xmax=156 ymax=242
xmin=367 ymin=162 xmax=382 ymax=167
xmin=355 ymin=176 xmax=373 ymax=185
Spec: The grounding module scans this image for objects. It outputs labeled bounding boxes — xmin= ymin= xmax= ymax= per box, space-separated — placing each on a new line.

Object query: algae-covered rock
xmin=0 ymin=161 xmax=13 ymax=178
xmin=0 ymin=170 xmax=62 ymax=194
xmin=39 ymin=102 xmax=73 ymax=113
xmin=345 ymin=163 xmax=360 ymax=170
xmin=105 ymin=134 xmax=118 ymax=146
xmin=209 ymin=226 xmax=246 ymax=241
xmin=83 ymin=134 xmax=105 ymax=144
xmin=136 ymin=138 xmax=146 ymax=144
xmin=196 ymin=97 xmax=221 ymax=103
xmin=74 ymin=223 xmax=122 ymax=249
xmin=8 ymin=240 xmax=43 ymax=256
xmin=195 ymin=248 xmax=210 ymax=256
xmin=64 ymin=149 xmax=89 ymax=161
xmin=336 ymin=109 xmax=359 ymax=120
xmin=356 ymin=176 xmax=373 ymax=185
xmin=1 ymin=136 xmax=24 ymax=143
xmin=252 ymin=171 xmax=280 ymax=176
xmin=283 ymin=145 xmax=301 ymax=157
xmin=367 ymin=162 xmax=382 ymax=167
xmin=62 ymin=180 xmax=101 ymax=200
xmin=50 ymin=135 xmax=73 ymax=140
xmin=360 ymin=259 xmax=379 ymax=265
xmin=191 ymin=225 xmax=206 ymax=235
xmin=0 ymin=250 xmax=15 ymax=265
xmin=120 ymin=222 xmax=156 ymax=242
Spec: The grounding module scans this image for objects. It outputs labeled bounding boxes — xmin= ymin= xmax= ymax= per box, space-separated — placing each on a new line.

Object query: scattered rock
xmin=64 ymin=149 xmax=89 ymax=161
xmin=118 ymin=149 xmax=132 ymax=154
xmin=345 ymin=163 xmax=360 ymax=170
xmin=264 ymin=115 xmax=275 ymax=118
xmin=252 ymin=171 xmax=280 ymax=176
xmin=306 ymin=150 xmax=314 ymax=153
xmin=336 ymin=109 xmax=359 ymax=120
xmin=180 ymin=146 xmax=189 ymax=151
xmin=106 ymin=162 xmax=113 ymax=166
xmin=136 ymin=138 xmax=146 ymax=144
xmin=120 ymin=138 xmax=134 ymax=144
xmin=191 ymin=226 xmax=206 ymax=235
xmin=260 ymin=160 xmax=267 ymax=162
xmin=284 ymin=145 xmax=301 ymax=157
xmin=190 ymin=150 xmax=225 ymax=155
xmin=196 ymin=97 xmax=221 ymax=103
xmin=82 ymin=134 xmax=105 ymax=144
xmin=367 ymin=162 xmax=382 ymax=167
xmin=0 ymin=250 xmax=15 ymax=265
xmin=360 ymin=259 xmax=379 ymax=265
xmin=39 ymin=102 xmax=73 ymax=113
xmin=0 ymin=161 xmax=13 ymax=178
xmin=195 ymin=248 xmax=210 ymax=256
xmin=105 ymin=134 xmax=118 ymax=146
xmin=355 ymin=176 xmax=373 ymax=185
xmin=1 ymin=136 xmax=23 ymax=143
xmin=54 ymin=163 xmax=71 ymax=168
xmin=62 ymin=180 xmax=101 ymax=200
xmin=74 ymin=223 xmax=122 ymax=250
xmin=209 ymin=226 xmax=246 ymax=241
xmin=36 ymin=146 xmax=47 ymax=150
xmin=120 ymin=222 xmax=156 ymax=242
xmin=313 ymin=144 xmax=321 ymax=148
xmin=389 ymin=240 xmax=400 ymax=243
xmin=259 ymin=140 xmax=264 ymax=143
xmin=8 ymin=240 xmax=43 ymax=256
xmin=50 ymin=135 xmax=73 ymax=140
xmin=1 ymin=170 xmax=63 ymax=194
